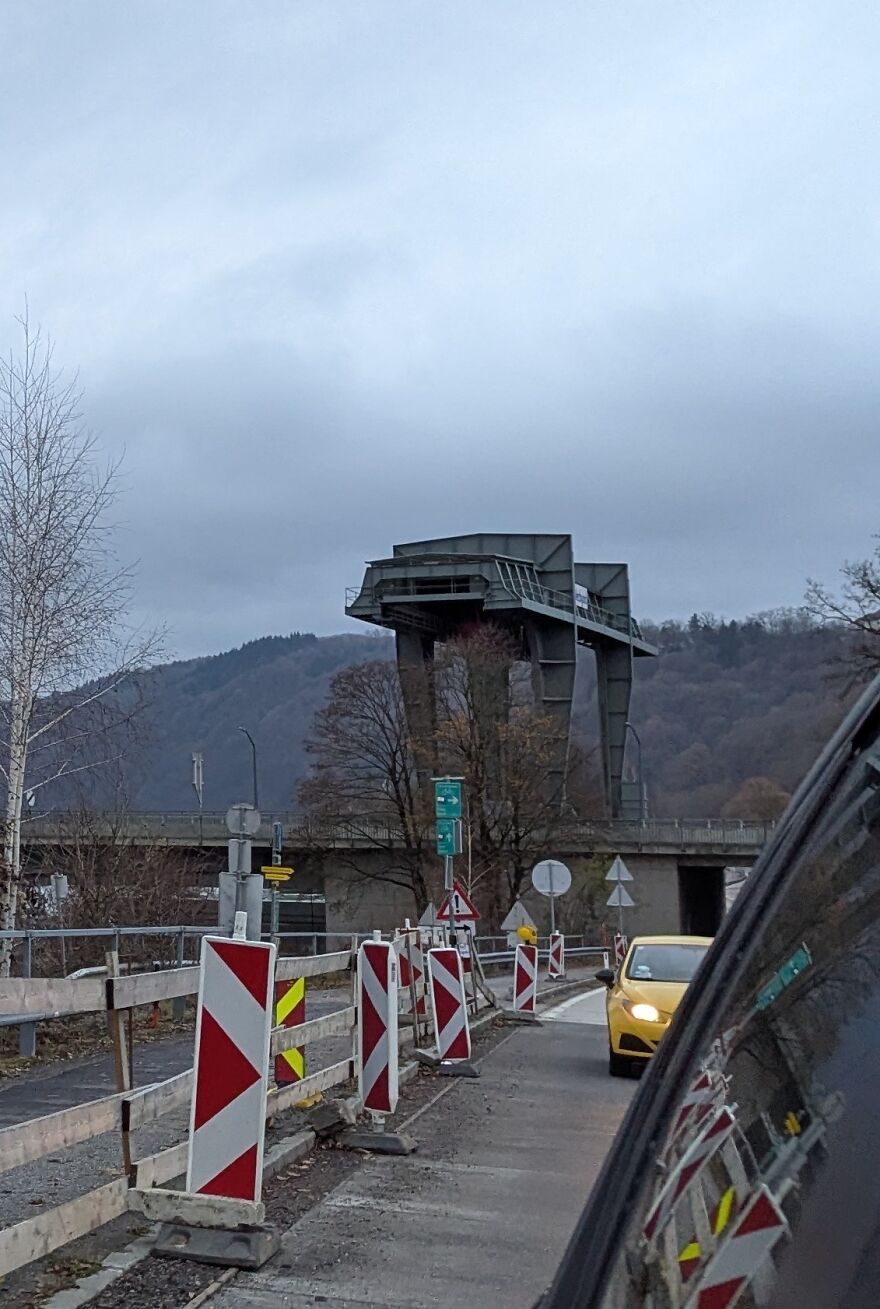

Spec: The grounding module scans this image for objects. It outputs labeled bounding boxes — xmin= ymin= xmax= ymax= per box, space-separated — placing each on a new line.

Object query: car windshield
xmin=625 ymin=942 xmax=707 ymax=983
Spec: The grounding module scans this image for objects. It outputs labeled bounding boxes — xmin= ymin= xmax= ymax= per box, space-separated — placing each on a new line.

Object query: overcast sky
xmin=3 ymin=1 xmax=878 ymax=659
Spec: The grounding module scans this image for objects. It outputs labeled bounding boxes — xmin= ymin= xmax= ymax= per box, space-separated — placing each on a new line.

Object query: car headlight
xmin=628 ymin=1002 xmax=661 ymax=1023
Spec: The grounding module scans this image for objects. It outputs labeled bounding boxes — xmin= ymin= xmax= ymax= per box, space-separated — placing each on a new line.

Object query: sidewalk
xmin=211 ymin=1010 xmax=635 ymax=1309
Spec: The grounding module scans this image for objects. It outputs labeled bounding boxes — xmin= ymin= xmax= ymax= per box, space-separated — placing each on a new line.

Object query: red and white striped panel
xmin=406 ymin=931 xmax=427 ymax=1014
xmin=187 ymin=936 xmax=276 ymax=1202
xmin=644 ymin=1105 xmax=737 ymax=1242
xmin=428 ymin=946 xmax=472 ymax=1060
xmin=548 ymin=932 xmax=565 ymax=978
xmin=666 ymin=1068 xmax=728 ymax=1158
xmin=358 ymin=939 xmax=399 ymax=1115
xmin=685 ymin=1185 xmax=787 ymax=1309
xmin=614 ymin=933 xmax=628 ymax=967
xmin=396 ymin=930 xmax=427 ymax=1016
xmin=513 ymin=943 xmax=538 ymax=1013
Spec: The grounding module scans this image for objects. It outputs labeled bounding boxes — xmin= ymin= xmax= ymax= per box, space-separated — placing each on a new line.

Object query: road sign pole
xmin=549 ymin=862 xmax=556 ymax=936
xmin=445 ymin=855 xmax=456 ymax=944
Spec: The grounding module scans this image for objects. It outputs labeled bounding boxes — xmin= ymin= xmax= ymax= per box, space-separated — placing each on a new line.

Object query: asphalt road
xmin=209 ymin=999 xmax=636 ymax=1309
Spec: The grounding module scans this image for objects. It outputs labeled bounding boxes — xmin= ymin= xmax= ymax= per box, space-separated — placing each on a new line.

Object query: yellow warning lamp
xmin=516 ymin=925 xmax=538 ymax=946
xmin=783 ymin=1110 xmax=802 ymax=1137
xmin=261 ymin=866 xmax=294 ymax=883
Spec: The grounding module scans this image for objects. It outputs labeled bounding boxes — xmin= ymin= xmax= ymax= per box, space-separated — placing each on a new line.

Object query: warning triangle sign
xmin=419 ymin=902 xmax=439 ymax=927
xmin=607 ymin=884 xmax=635 ymax=908
xmin=605 ymin=855 xmax=634 ymax=883
xmin=500 ymin=899 xmax=537 ymax=933
xmin=436 ymin=880 xmax=480 ymax=922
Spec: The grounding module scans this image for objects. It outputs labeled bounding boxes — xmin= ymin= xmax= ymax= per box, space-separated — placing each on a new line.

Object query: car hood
xmin=621 ymin=979 xmax=689 ymax=1013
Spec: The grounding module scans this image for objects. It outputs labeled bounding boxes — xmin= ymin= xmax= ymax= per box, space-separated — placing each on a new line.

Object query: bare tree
xmin=433 ymin=628 xmax=577 ymax=923
xmin=805 ymin=541 xmax=880 ymax=683
xmin=299 ymin=659 xmax=436 ymax=914
xmin=0 ymin=314 xmax=161 ymax=974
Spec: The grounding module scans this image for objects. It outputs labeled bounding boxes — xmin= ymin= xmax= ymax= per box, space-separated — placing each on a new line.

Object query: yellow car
xmin=597 ymin=935 xmax=712 ymax=1076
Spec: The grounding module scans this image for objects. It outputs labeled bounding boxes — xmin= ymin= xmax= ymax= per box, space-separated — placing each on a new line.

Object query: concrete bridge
xmin=20 ymin=812 xmax=773 ymax=939
xmin=19 ymin=811 xmax=774 ymax=856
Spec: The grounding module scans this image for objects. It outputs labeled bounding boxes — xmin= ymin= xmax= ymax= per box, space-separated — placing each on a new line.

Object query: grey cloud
xmin=1 ymin=0 xmax=878 ymax=658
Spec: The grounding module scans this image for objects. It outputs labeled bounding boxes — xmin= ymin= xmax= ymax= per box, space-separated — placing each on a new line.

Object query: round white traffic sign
xmin=531 ymin=859 xmax=572 ymax=898
xmin=225 ymin=804 xmax=261 ymax=836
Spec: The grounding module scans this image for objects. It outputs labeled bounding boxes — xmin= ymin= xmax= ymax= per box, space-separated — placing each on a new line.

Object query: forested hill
xmin=115 ymin=613 xmax=856 ymax=817
xmin=628 ymin=614 xmax=856 ymax=817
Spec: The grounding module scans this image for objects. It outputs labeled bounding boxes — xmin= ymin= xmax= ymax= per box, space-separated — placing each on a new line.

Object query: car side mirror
xmin=595 ymin=968 xmax=615 ymax=988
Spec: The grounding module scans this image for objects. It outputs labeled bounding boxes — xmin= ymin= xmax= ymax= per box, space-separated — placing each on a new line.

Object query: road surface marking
xmin=542 ymin=988 xmax=608 ymax=1026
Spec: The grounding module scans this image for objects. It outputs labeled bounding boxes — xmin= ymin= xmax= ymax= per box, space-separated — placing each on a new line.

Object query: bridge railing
xmin=19 ymin=812 xmax=777 ymax=848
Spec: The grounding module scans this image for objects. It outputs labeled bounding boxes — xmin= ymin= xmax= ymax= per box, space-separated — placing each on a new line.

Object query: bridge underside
xmin=346 ymin=534 xmax=657 ymax=816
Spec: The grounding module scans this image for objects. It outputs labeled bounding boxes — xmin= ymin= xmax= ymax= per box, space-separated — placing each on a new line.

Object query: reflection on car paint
xmin=754 ymin=943 xmax=813 ymax=1011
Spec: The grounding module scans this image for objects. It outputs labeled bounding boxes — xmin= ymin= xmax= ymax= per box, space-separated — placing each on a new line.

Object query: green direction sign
xmin=434 ymin=779 xmax=463 ymax=820
xmin=436 ymin=818 xmax=463 ymax=857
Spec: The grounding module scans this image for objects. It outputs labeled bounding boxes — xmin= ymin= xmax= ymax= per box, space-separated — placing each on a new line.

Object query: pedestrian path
xmin=210 ymin=1012 xmax=635 ymax=1309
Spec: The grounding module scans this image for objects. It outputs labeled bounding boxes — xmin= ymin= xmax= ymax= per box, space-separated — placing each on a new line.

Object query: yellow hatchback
xmin=597 ymin=935 xmax=712 ymax=1076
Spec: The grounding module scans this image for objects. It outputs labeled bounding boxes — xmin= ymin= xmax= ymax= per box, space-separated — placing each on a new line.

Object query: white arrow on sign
xmin=607 ymin=885 xmax=635 ymax=908
xmin=605 ymin=855 xmax=634 ymax=883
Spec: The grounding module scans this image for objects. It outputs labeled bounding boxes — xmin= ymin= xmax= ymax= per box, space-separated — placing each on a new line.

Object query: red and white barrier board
xmin=684 ymin=1185 xmax=787 ymax=1308
xmin=614 ymin=933 xmax=628 ymax=967
xmin=396 ymin=928 xmax=427 ymax=1016
xmin=187 ymin=936 xmax=276 ymax=1202
xmin=644 ymin=1105 xmax=736 ymax=1242
xmin=358 ymin=939 xmax=399 ymax=1115
xmin=548 ymin=932 xmax=565 ymax=979
xmin=428 ymin=946 xmax=472 ymax=1060
xmin=513 ymin=943 xmax=538 ymax=1013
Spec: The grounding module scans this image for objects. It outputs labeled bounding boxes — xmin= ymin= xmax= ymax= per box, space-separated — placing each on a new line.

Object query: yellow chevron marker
xmin=275 ymin=977 xmax=306 ymax=1084
xmin=678 ymin=1187 xmax=737 ymax=1276
xmin=276 ymin=976 xmax=305 ymax=1024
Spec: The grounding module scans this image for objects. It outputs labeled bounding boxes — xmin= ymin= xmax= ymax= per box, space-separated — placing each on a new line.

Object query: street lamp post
xmin=238 ymin=727 xmax=259 ymax=811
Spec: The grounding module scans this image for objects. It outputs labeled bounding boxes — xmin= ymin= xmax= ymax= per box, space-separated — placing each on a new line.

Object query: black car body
xmin=544 ymin=675 xmax=880 ymax=1308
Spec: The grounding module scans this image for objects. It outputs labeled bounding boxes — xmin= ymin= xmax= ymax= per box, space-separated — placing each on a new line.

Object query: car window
xmin=625 ymin=944 xmax=707 ymax=983
xmin=544 ymin=679 xmax=880 ymax=1309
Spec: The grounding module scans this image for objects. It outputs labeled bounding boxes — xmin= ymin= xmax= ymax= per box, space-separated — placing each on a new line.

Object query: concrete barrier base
xmin=341 ymin=1128 xmax=417 ymax=1155
xmin=438 ymin=1059 xmax=480 ymax=1078
xmin=412 ymin=1047 xmax=442 ymax=1068
xmin=152 ymin=1222 xmax=279 ymax=1269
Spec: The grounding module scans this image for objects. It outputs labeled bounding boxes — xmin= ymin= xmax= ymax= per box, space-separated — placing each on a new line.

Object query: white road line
xmin=542 ymin=988 xmax=608 ymax=1026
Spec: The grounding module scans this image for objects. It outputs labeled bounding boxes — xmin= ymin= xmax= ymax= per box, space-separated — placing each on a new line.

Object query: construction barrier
xmin=643 ymin=1105 xmax=736 ymax=1243
xmin=614 ymin=932 xmax=628 ymax=967
xmin=187 ymin=935 xmax=276 ymax=1201
xmin=274 ymin=976 xmax=305 ymax=1086
xmin=357 ymin=938 xmax=399 ymax=1115
xmin=513 ymin=943 xmax=538 ymax=1014
xmin=427 ymin=946 xmax=472 ymax=1060
xmin=684 ymin=1185 xmax=787 ymax=1308
xmin=548 ymin=932 xmax=565 ymax=979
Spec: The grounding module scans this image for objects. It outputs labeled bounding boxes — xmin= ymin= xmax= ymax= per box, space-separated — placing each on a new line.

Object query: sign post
xmin=219 ymin=804 xmax=263 ymax=939
xmin=433 ymin=777 xmax=464 ymax=943
xmin=605 ymin=856 xmax=635 ymax=937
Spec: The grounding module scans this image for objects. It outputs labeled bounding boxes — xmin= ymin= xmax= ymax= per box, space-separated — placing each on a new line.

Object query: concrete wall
xmin=323 ymin=850 xmax=686 ymax=938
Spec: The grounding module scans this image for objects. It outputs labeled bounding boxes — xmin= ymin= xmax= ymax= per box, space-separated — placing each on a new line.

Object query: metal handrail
xmin=18 ymin=812 xmax=777 ymax=844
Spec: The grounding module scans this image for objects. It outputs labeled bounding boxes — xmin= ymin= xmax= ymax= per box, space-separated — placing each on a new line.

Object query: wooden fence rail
xmin=0 ymin=943 xmax=360 ymax=1281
